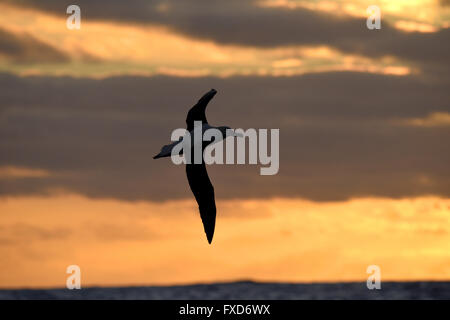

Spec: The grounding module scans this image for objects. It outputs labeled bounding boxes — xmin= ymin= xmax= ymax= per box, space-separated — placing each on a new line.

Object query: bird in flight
xmin=153 ymin=89 xmax=236 ymax=244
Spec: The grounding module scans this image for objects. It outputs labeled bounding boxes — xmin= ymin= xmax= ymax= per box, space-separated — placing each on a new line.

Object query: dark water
xmin=1 ymin=281 xmax=449 ymax=300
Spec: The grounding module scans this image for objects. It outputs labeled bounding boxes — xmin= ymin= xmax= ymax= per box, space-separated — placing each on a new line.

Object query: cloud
xmin=0 ymin=224 xmax=70 ymax=245
xmin=0 ymin=27 xmax=69 ymax=63
xmin=394 ymin=21 xmax=438 ymax=33
xmin=0 ymin=166 xmax=51 ymax=179
xmin=0 ymin=71 xmax=448 ymax=201
xmin=395 ymin=112 xmax=450 ymax=128
xmin=3 ymin=0 xmax=449 ymax=66
xmin=0 ymin=195 xmax=161 ymax=248
xmin=86 ymin=222 xmax=159 ymax=242
xmin=0 ymin=4 xmax=417 ymax=79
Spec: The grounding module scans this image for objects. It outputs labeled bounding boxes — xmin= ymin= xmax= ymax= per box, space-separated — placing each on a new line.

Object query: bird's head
xmin=201 ymin=88 xmax=217 ymax=102
xmin=196 ymin=89 xmax=217 ymax=107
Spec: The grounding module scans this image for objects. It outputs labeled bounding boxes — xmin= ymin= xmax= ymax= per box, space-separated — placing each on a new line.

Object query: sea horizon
xmin=1 ymin=280 xmax=449 ymax=300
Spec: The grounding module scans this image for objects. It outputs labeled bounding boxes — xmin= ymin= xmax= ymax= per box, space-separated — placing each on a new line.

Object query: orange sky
xmin=1 ymin=194 xmax=449 ymax=288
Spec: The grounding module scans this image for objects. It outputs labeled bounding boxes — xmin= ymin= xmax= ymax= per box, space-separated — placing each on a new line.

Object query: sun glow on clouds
xmin=258 ymin=0 xmax=449 ymax=30
xmin=395 ymin=20 xmax=439 ymax=32
xmin=395 ymin=112 xmax=450 ymax=127
xmin=0 ymin=194 xmax=449 ymax=288
xmin=0 ymin=166 xmax=51 ymax=179
xmin=0 ymin=3 xmax=412 ymax=78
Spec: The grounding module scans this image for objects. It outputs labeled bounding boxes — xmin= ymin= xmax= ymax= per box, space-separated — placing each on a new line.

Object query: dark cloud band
xmin=0 ymin=72 xmax=449 ymax=201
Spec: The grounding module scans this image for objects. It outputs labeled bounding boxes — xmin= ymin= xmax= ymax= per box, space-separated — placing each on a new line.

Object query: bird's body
xmin=154 ymin=89 xmax=231 ymax=244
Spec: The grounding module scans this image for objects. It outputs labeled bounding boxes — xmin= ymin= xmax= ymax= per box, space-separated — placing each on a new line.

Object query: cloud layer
xmin=4 ymin=0 xmax=449 ymax=66
xmin=0 ymin=27 xmax=68 ymax=63
xmin=1 ymin=71 xmax=448 ymax=201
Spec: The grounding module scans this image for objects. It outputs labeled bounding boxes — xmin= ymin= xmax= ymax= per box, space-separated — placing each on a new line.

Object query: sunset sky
xmin=0 ymin=0 xmax=449 ymax=288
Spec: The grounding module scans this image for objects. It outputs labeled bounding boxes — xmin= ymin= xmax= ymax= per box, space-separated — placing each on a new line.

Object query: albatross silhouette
xmin=153 ymin=89 xmax=235 ymax=244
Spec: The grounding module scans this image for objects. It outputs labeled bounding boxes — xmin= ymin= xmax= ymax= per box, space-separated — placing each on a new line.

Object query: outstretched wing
xmin=153 ymin=139 xmax=182 ymax=159
xmin=186 ymin=163 xmax=216 ymax=244
xmin=186 ymin=89 xmax=217 ymax=131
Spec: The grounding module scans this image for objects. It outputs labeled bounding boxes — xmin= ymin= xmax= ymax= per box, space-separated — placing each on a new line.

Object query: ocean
xmin=1 ymin=281 xmax=449 ymax=300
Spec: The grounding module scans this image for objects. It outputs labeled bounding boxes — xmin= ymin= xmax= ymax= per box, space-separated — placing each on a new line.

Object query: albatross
xmin=153 ymin=89 xmax=235 ymax=244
